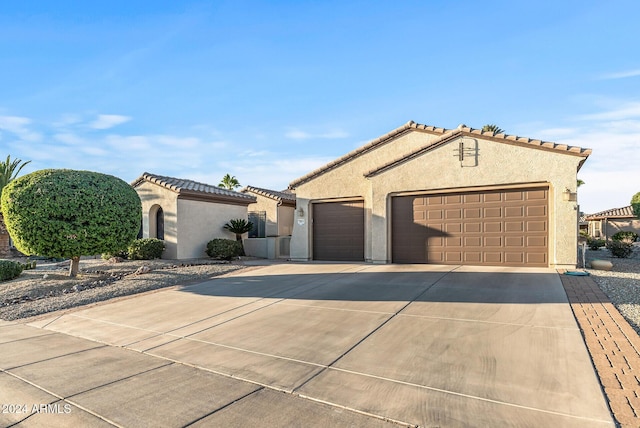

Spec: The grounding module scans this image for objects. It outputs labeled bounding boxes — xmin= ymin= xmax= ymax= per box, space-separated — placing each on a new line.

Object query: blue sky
xmin=0 ymin=0 xmax=638 ymax=214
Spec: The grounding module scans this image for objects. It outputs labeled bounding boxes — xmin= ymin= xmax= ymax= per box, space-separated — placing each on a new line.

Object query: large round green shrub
xmin=0 ymin=260 xmax=23 ymax=281
xmin=0 ymin=169 xmax=141 ymax=276
xmin=206 ymin=238 xmax=242 ymax=260
xmin=128 ymin=238 xmax=165 ymax=260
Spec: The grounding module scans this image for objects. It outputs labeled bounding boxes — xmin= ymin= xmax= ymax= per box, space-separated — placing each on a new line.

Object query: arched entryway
xmin=149 ymin=205 xmax=164 ymax=240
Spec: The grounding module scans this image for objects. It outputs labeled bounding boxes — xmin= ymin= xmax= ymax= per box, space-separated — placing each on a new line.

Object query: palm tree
xmin=0 ymin=155 xmax=30 ymax=257
xmin=481 ymin=124 xmax=505 ymax=134
xmin=218 ymin=174 xmax=240 ymax=190
xmin=0 ymin=155 xmax=31 ymax=200
xmin=577 ymin=179 xmax=585 ymax=188
xmin=224 ymin=219 xmax=254 ymax=241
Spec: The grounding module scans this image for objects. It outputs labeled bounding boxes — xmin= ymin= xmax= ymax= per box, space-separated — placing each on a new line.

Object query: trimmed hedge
xmin=612 ymin=231 xmax=639 ymax=243
xmin=607 ymin=240 xmax=634 ymax=258
xmin=1 ymin=169 xmax=141 ymax=259
xmin=127 ymin=238 xmax=165 ymax=260
xmin=587 ymin=238 xmax=606 ymax=250
xmin=206 ymin=238 xmax=242 ymax=260
xmin=0 ymin=260 xmax=24 ymax=281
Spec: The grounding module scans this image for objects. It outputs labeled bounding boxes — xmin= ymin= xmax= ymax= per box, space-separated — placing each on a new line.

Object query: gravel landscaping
xmin=584 ymin=244 xmax=640 ymax=336
xmin=0 ymin=257 xmax=245 ymax=321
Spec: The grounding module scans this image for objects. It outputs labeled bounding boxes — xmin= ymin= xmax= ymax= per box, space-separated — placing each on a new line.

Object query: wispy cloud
xmin=285 ymin=128 xmax=349 ymax=140
xmin=0 ymin=115 xmax=42 ymax=142
xmin=598 ymin=69 xmax=640 ymax=80
xmin=90 ymin=114 xmax=131 ymax=130
xmin=575 ymin=102 xmax=640 ymax=121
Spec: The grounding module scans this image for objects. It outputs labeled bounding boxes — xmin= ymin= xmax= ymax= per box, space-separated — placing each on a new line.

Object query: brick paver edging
xmin=559 ymin=272 xmax=640 ymax=427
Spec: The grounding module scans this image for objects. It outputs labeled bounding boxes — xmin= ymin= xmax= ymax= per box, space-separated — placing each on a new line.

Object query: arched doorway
xmin=149 ymin=205 xmax=164 ymax=240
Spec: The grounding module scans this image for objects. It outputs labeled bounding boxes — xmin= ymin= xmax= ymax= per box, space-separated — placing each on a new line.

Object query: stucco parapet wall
xmin=366 ymin=127 xmax=591 ymax=177
xmin=132 ymin=172 xmax=256 ymax=206
xmin=242 ymin=185 xmax=296 ymax=206
xmin=288 ymin=121 xmax=592 ymax=188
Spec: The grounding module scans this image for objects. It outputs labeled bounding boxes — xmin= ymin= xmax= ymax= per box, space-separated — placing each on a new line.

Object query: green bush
xmin=1 ymin=169 xmax=141 ymax=276
xmin=612 ymin=231 xmax=639 ymax=243
xmin=101 ymin=249 xmax=128 ymax=260
xmin=0 ymin=260 xmax=24 ymax=281
xmin=206 ymin=238 xmax=242 ymax=260
xmin=587 ymin=238 xmax=606 ymax=250
xmin=127 ymin=238 xmax=164 ymax=260
xmin=607 ymin=240 xmax=634 ymax=258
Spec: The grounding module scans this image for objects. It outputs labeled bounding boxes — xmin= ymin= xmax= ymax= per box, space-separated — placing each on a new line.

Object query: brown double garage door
xmin=392 ymin=187 xmax=549 ymax=267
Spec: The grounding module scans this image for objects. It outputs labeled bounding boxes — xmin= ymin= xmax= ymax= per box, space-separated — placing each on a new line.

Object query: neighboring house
xmin=241 ymin=185 xmax=296 ymax=259
xmin=132 ymin=172 xmax=256 ymax=259
xmin=0 ymin=213 xmax=12 ymax=258
xmin=288 ymin=121 xmax=591 ymax=268
xmin=584 ymin=206 xmax=640 ymax=240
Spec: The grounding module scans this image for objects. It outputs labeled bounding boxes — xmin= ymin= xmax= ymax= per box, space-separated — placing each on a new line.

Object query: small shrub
xmin=611 ymin=231 xmax=639 ymax=243
xmin=0 ymin=260 xmax=24 ymax=281
xmin=127 ymin=238 xmax=165 ymax=260
xmin=206 ymin=238 xmax=242 ymax=260
xmin=102 ymin=250 xmax=128 ymax=260
xmin=607 ymin=240 xmax=633 ymax=258
xmin=587 ymin=238 xmax=606 ymax=250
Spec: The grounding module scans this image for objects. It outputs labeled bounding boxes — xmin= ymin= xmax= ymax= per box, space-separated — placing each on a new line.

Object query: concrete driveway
xmin=1 ymin=263 xmax=614 ymax=427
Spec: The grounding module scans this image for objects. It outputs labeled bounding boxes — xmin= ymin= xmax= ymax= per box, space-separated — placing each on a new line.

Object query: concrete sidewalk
xmin=1 ymin=263 xmax=615 ymax=427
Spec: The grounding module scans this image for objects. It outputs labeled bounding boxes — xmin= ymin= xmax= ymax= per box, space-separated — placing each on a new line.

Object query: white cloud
xmin=576 ymin=102 xmax=640 ymax=121
xmin=285 ymin=128 xmax=349 ymax=140
xmin=54 ymin=133 xmax=86 ymax=145
xmin=0 ymin=115 xmax=42 ymax=142
xmin=546 ymin=106 xmax=640 ymax=214
xmin=104 ymin=134 xmax=151 ymax=151
xmin=598 ymin=69 xmax=640 ymax=80
xmin=90 ymin=114 xmax=131 ymax=130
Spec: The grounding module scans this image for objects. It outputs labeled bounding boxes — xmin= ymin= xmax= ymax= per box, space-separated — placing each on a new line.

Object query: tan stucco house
xmin=241 ymin=185 xmax=296 ymax=259
xmin=584 ymin=206 xmax=640 ymax=240
xmin=132 ymin=172 xmax=256 ymax=259
xmin=288 ymin=121 xmax=591 ymax=268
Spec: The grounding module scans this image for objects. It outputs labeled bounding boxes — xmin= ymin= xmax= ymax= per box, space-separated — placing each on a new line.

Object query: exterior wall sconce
xmin=563 ymin=188 xmax=577 ymax=202
xmin=297 ymin=207 xmax=305 ymax=217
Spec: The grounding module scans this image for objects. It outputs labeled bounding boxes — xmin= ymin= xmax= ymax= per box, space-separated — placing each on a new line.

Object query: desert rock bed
xmin=0 ymin=258 xmax=244 ymax=321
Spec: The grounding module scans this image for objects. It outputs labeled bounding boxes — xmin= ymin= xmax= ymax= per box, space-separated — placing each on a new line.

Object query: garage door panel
xmin=392 ymin=187 xmax=548 ymax=267
xmin=505 ymin=222 xmax=524 ymax=232
xmin=484 ymin=207 xmax=502 ymax=217
xmin=484 ymin=222 xmax=502 ymax=233
xmin=484 ymin=253 xmax=502 ymax=263
xmin=484 ymin=193 xmax=502 ymax=202
xmin=505 ymin=253 xmax=524 ymax=263
xmin=505 ymin=236 xmax=524 ymax=247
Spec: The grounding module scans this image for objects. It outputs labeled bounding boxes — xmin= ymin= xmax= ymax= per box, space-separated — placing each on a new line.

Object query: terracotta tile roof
xmin=288 ymin=121 xmax=592 ymax=188
xmin=584 ymin=205 xmax=636 ymax=220
xmin=242 ymin=185 xmax=296 ymax=204
xmin=131 ymin=172 xmax=256 ymax=205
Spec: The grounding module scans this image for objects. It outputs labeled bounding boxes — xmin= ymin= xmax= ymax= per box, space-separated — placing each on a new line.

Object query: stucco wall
xmin=290 ymin=130 xmax=585 ymax=268
xmin=248 ymin=195 xmax=278 ymax=237
xmin=177 ymin=199 xmax=248 ymax=259
xmin=278 ymin=205 xmax=294 ymax=236
xmin=135 ymin=181 xmax=179 ymax=259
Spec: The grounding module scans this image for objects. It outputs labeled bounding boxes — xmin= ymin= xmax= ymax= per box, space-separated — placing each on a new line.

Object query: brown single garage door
xmin=313 ymin=200 xmax=364 ymax=261
xmin=392 ymin=187 xmax=548 ymax=267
